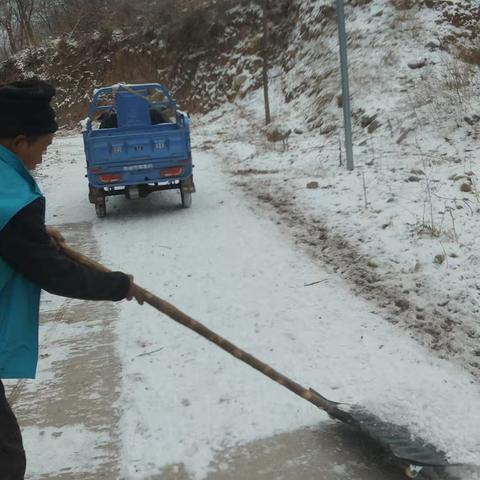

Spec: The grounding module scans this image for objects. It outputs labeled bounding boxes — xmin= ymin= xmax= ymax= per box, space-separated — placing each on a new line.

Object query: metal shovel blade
xmin=327 ymin=401 xmax=451 ymax=467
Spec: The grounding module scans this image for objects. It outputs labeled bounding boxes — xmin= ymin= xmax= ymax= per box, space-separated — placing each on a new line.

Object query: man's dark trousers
xmin=0 ymin=380 xmax=26 ymax=479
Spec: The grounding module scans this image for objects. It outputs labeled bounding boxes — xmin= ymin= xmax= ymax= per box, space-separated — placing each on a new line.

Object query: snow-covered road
xmin=9 ymin=135 xmax=480 ymax=479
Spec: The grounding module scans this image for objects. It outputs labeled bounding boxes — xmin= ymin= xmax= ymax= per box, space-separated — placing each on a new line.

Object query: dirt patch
xmin=147 ymin=424 xmax=462 ymax=479
xmin=206 ymin=424 xmax=408 ymax=480
xmin=233 ymin=168 xmax=281 ymax=176
xmin=149 ymin=424 xmax=421 ymax=480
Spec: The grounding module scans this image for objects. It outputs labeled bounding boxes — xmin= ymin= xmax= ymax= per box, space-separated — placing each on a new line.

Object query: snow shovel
xmin=63 ymin=245 xmax=452 ymax=478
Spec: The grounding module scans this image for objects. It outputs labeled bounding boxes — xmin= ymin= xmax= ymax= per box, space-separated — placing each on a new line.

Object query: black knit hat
xmin=0 ymin=79 xmax=58 ymax=138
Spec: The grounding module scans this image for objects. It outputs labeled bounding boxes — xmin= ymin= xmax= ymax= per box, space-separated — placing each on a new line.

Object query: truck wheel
xmin=181 ymin=190 xmax=192 ymax=208
xmin=95 ymin=199 xmax=107 ymax=218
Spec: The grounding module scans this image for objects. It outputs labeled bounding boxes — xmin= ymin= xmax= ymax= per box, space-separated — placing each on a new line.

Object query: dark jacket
xmin=0 ymin=197 xmax=130 ymax=301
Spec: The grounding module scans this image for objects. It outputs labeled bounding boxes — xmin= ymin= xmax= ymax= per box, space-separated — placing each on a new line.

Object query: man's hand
xmin=127 ymin=275 xmax=147 ymax=305
xmin=46 ymin=227 xmax=66 ymax=249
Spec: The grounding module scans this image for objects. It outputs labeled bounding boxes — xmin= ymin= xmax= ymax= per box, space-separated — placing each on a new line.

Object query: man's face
xmin=8 ymin=134 xmax=54 ymax=170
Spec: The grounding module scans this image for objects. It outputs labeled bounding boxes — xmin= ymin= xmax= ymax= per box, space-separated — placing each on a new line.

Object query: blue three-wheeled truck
xmin=82 ymin=83 xmax=195 ymax=217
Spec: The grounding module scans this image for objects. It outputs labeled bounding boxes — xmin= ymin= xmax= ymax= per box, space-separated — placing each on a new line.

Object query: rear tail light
xmin=160 ymin=166 xmax=183 ymax=177
xmin=99 ymin=173 xmax=123 ymax=183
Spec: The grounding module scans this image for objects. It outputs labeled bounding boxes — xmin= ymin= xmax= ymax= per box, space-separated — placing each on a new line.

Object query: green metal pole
xmin=335 ymin=0 xmax=354 ymax=171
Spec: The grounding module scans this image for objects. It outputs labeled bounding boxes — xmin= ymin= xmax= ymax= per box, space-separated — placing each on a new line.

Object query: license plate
xmin=123 ymin=163 xmax=154 ymax=171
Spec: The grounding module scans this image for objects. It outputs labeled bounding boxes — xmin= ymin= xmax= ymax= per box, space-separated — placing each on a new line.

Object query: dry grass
xmin=391 ymin=0 xmax=416 ymax=10
xmin=458 ymin=45 xmax=480 ymax=66
xmin=407 ymin=52 xmax=478 ymax=131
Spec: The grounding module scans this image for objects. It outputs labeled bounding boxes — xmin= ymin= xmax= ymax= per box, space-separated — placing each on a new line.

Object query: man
xmin=0 ymin=79 xmax=146 ymax=479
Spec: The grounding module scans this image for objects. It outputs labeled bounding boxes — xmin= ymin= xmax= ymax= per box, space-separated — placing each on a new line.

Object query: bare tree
xmin=0 ymin=0 xmax=36 ymax=54
xmin=0 ymin=1 xmax=19 ymax=53
xmin=15 ymin=0 xmax=36 ymax=46
xmin=35 ymin=0 xmax=59 ymax=34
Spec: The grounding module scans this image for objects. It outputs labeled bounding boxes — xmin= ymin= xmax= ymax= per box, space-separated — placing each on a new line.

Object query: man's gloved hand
xmin=46 ymin=227 xmax=66 ymax=249
xmin=127 ymin=275 xmax=147 ymax=305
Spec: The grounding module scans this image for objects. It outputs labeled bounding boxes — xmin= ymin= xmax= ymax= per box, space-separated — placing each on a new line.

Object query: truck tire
xmin=181 ymin=190 xmax=192 ymax=208
xmin=95 ymin=198 xmax=107 ymax=218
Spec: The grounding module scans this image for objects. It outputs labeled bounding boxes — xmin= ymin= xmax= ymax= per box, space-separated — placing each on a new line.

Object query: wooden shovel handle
xmin=62 ymin=244 xmax=335 ymax=413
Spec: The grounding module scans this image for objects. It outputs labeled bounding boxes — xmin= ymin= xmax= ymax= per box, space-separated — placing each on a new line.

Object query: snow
xmin=24 ymin=425 xmax=110 ymax=475
xmin=26 ymin=133 xmax=480 ymax=479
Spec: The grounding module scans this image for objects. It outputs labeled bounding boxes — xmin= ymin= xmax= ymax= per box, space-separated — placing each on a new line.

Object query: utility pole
xmin=262 ymin=0 xmax=271 ymax=125
xmin=335 ymin=0 xmax=354 ymax=171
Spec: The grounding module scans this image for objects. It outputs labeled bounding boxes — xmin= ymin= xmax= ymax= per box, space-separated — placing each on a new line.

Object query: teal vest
xmin=0 ymin=145 xmax=42 ymax=379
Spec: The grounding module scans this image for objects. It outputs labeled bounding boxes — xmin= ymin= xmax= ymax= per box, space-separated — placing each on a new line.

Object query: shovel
xmin=63 ymin=245 xmax=451 ymax=478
